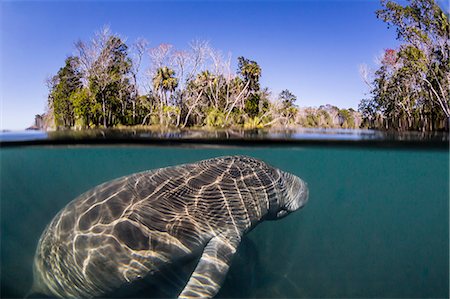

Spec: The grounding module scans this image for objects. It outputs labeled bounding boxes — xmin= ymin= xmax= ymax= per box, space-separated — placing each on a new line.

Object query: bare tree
xmin=359 ymin=64 xmax=373 ymax=90
xmin=171 ymin=50 xmax=189 ymax=89
xmin=148 ymin=43 xmax=173 ymax=75
xmin=186 ymin=40 xmax=210 ymax=81
xmin=224 ymin=80 xmax=250 ymax=125
xmin=75 ymin=26 xmax=131 ymax=127
xmin=176 ymin=40 xmax=211 ymax=127
xmin=76 ymin=26 xmax=111 ymax=127
xmin=130 ymin=38 xmax=149 ymax=122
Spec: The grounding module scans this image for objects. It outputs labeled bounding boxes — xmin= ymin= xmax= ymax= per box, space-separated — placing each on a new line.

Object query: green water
xmin=1 ymin=146 xmax=448 ymax=298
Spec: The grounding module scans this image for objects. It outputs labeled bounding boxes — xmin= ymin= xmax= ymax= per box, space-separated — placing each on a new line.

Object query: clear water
xmin=1 ymin=145 xmax=448 ymax=298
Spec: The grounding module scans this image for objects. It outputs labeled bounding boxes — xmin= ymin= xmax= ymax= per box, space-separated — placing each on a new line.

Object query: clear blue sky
xmin=1 ymin=0 xmax=404 ymax=130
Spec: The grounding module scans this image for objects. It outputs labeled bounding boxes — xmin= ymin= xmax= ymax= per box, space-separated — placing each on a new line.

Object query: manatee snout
xmin=292 ymin=176 xmax=309 ymax=210
xmin=281 ymin=171 xmax=309 ymax=213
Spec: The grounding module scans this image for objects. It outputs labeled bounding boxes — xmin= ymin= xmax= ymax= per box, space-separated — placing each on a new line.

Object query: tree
xmin=47 ymin=28 xmax=325 ymax=130
xmin=76 ymin=27 xmax=134 ymax=128
xmin=359 ymin=98 xmax=382 ymax=128
xmin=49 ymin=56 xmax=82 ymax=129
xmin=268 ymin=89 xmax=298 ymax=127
xmin=338 ymin=109 xmax=355 ymax=128
xmin=363 ymin=0 xmax=450 ymax=130
xmin=279 ymin=89 xmax=297 ymax=109
xmin=130 ymin=38 xmax=149 ymax=123
xmin=237 ymin=56 xmax=261 ymax=91
xmin=224 ymin=57 xmax=262 ymax=124
xmin=71 ymin=88 xmax=96 ymax=128
xmin=152 ymin=66 xmax=179 ymax=125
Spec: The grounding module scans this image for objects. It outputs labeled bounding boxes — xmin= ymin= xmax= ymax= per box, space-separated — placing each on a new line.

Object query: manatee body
xmin=32 ymin=155 xmax=309 ymax=298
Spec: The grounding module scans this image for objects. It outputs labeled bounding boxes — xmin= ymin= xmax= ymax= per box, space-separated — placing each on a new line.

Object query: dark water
xmin=1 ymin=145 xmax=448 ymax=298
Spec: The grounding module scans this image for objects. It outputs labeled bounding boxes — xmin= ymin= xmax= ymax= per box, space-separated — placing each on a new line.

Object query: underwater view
xmin=1 ymin=133 xmax=448 ymax=298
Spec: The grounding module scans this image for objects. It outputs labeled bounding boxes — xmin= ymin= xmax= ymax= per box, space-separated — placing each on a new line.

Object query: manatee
xmin=31 ymin=155 xmax=309 ymax=298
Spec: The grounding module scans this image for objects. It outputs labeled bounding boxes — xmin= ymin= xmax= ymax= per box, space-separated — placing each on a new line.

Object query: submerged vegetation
xmin=43 ymin=0 xmax=448 ymax=132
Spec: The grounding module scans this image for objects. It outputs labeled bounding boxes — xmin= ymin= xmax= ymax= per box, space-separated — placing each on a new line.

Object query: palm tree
xmin=237 ymin=56 xmax=261 ymax=92
xmin=224 ymin=57 xmax=262 ymax=124
xmin=153 ymin=67 xmax=178 ymax=102
xmin=152 ymin=67 xmax=178 ymax=125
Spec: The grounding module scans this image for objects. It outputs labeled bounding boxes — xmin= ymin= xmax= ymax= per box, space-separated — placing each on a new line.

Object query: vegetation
xmin=359 ymin=0 xmax=449 ymax=131
xmin=297 ymin=105 xmax=361 ymax=129
xmin=45 ymin=0 xmax=448 ymax=132
xmin=46 ymin=28 xmax=283 ymax=130
xmin=44 ymin=27 xmax=362 ymax=131
xmin=48 ymin=57 xmax=82 ymax=128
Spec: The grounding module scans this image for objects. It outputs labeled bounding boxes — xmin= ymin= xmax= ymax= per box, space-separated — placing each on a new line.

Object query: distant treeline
xmin=359 ymin=0 xmax=449 ymax=131
xmin=44 ymin=0 xmax=448 ymax=131
xmin=45 ymin=29 xmax=359 ymax=131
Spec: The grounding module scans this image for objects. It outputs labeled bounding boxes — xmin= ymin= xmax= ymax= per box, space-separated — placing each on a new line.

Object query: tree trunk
xmin=133 ymin=101 xmax=136 ymax=123
xmin=176 ymin=111 xmax=181 ymax=127
xmin=224 ymin=80 xmax=250 ymax=125
xmin=142 ymin=113 xmax=151 ymax=125
xmin=159 ymin=91 xmax=164 ymax=126
xmin=182 ymin=90 xmax=203 ymax=128
xmin=102 ymin=96 xmax=107 ymax=128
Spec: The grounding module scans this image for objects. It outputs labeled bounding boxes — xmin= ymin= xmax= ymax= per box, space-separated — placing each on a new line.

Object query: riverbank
xmin=31 ymin=105 xmax=364 ymax=132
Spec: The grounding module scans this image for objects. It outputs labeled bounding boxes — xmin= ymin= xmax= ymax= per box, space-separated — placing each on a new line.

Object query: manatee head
xmin=269 ymin=170 xmax=309 ymax=220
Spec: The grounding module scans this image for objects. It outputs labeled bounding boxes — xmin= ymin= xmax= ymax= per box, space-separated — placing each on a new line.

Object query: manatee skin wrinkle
xmin=31 ymin=155 xmax=309 ymax=299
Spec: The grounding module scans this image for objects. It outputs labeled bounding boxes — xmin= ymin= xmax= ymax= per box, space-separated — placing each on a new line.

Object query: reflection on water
xmin=1 ymin=128 xmax=448 ymax=143
xmin=1 ymin=143 xmax=448 ymax=298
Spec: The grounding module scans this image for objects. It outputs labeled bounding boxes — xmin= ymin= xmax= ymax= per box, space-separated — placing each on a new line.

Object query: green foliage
xmin=161 ymin=105 xmax=180 ymax=127
xmin=49 ymin=56 xmax=82 ymax=129
xmin=279 ymin=89 xmax=297 ymax=110
xmin=244 ymin=94 xmax=260 ymax=118
xmin=46 ymin=30 xmax=370 ymax=131
xmin=87 ymin=35 xmax=135 ymax=128
xmin=153 ymin=67 xmax=178 ymax=94
xmin=71 ymin=88 xmax=93 ymax=128
xmin=318 ymin=110 xmax=333 ymax=128
xmin=306 ymin=113 xmax=319 ymax=127
xmin=297 ymin=107 xmax=359 ymax=129
xmin=363 ymin=0 xmax=450 ymax=131
xmin=237 ymin=56 xmax=261 ymax=91
xmin=276 ymin=89 xmax=298 ymax=124
xmin=205 ymin=108 xmax=225 ymax=127
xmin=244 ymin=116 xmax=264 ymax=129
xmin=163 ymin=105 xmax=180 ymax=114
xmin=339 ymin=109 xmax=355 ymax=128
xmin=358 ymin=98 xmax=381 ymax=128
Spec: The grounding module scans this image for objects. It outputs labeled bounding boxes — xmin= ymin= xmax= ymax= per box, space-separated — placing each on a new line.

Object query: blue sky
xmin=1 ymin=0 xmax=404 ymax=130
